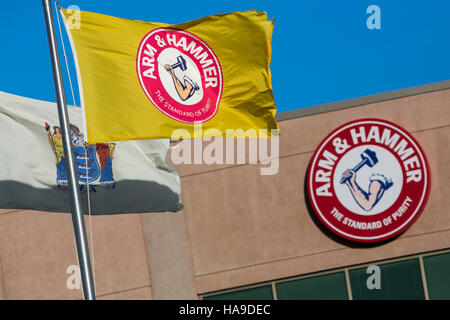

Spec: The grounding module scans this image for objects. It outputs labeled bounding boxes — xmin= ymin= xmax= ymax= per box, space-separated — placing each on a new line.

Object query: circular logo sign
xmin=137 ymin=28 xmax=223 ymax=124
xmin=307 ymin=119 xmax=430 ymax=243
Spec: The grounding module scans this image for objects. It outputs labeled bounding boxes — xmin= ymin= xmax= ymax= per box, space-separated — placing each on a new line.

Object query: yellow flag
xmin=62 ymin=9 xmax=279 ymax=142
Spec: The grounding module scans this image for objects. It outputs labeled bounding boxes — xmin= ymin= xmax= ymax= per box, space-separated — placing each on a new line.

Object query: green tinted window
xmin=423 ymin=253 xmax=450 ymax=300
xmin=275 ymin=272 xmax=348 ymax=300
xmin=203 ymin=285 xmax=273 ymax=300
xmin=350 ymin=259 xmax=425 ymax=300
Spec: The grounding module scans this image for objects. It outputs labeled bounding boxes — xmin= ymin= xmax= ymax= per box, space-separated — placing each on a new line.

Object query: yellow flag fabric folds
xmin=62 ymin=9 xmax=278 ymax=142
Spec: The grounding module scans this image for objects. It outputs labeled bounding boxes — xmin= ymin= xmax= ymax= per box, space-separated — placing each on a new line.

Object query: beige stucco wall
xmin=0 ymin=211 xmax=152 ymax=299
xmin=0 ymin=85 xmax=448 ymax=299
xmin=168 ymin=87 xmax=450 ymax=295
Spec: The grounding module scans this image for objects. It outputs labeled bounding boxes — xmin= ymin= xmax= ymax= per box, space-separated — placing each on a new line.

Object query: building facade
xmin=0 ymin=80 xmax=449 ymax=299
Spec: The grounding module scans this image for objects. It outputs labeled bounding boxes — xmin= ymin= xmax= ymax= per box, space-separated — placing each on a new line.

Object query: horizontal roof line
xmin=275 ymin=80 xmax=450 ymax=122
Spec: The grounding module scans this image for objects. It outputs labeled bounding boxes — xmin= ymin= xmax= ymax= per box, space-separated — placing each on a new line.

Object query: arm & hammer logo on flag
xmin=61 ymin=8 xmax=279 ymax=142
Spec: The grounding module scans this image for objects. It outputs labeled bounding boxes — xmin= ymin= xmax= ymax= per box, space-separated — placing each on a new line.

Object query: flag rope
xmin=54 ymin=0 xmax=77 ymax=107
xmin=84 ymin=145 xmax=96 ymax=290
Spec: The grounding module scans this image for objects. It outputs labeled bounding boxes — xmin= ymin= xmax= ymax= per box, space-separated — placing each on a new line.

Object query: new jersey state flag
xmin=61 ymin=9 xmax=278 ymax=142
xmin=0 ymin=91 xmax=182 ymax=214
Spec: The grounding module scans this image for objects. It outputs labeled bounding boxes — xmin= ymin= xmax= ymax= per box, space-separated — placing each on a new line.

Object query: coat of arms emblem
xmin=45 ymin=122 xmax=116 ymax=191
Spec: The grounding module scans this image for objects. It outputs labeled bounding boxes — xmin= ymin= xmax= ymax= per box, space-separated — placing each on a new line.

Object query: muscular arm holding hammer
xmin=164 ymin=64 xmax=197 ymax=101
xmin=342 ymin=169 xmax=385 ymax=212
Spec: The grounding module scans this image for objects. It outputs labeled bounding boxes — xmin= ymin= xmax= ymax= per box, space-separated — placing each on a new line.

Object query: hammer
xmin=340 ymin=148 xmax=378 ymax=184
xmin=170 ymin=55 xmax=187 ymax=71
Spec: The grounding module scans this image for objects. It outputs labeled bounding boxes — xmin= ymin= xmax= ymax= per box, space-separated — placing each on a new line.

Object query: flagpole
xmin=42 ymin=0 xmax=96 ymax=300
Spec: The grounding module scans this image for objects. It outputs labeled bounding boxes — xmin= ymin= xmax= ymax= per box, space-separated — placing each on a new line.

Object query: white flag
xmin=0 ymin=91 xmax=182 ymax=214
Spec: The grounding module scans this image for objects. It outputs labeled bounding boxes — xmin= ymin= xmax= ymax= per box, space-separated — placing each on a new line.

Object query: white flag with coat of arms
xmin=0 ymin=91 xmax=182 ymax=214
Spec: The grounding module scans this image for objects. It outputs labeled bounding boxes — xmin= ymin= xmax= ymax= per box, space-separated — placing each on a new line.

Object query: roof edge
xmin=275 ymin=80 xmax=450 ymax=122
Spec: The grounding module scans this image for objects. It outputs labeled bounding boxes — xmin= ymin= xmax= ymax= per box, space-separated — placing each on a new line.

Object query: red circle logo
xmin=307 ymin=119 xmax=430 ymax=243
xmin=136 ymin=28 xmax=223 ymax=124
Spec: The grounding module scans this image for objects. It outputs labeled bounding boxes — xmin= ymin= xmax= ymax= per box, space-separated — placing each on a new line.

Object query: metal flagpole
xmin=42 ymin=0 xmax=96 ymax=300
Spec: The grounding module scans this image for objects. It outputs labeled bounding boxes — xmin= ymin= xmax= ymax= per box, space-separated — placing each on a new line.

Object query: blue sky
xmin=0 ymin=0 xmax=449 ymax=113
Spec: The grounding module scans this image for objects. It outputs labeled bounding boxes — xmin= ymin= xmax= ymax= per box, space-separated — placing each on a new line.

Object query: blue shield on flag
xmin=73 ymin=145 xmax=101 ymax=184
